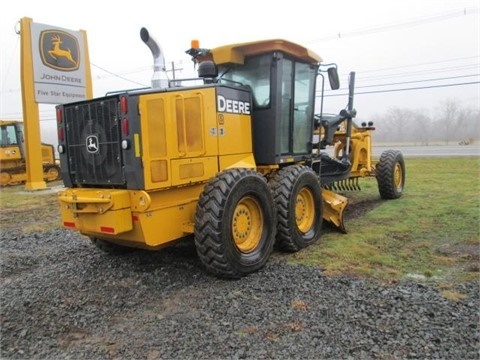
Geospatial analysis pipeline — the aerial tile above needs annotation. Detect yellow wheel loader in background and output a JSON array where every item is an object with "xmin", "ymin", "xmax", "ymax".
[
  {"xmin": 56, "ymin": 29, "xmax": 405, "ymax": 278},
  {"xmin": 0, "ymin": 120, "xmax": 60, "ymax": 186}
]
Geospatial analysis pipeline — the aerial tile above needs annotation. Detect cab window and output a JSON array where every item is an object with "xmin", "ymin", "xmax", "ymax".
[
  {"xmin": 0, "ymin": 125, "xmax": 18, "ymax": 146},
  {"xmin": 218, "ymin": 54, "xmax": 271, "ymax": 108}
]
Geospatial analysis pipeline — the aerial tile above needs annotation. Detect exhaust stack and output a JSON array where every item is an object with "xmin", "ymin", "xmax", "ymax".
[{"xmin": 140, "ymin": 27, "xmax": 169, "ymax": 88}]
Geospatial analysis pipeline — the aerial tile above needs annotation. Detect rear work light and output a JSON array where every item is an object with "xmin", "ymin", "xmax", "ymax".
[
  {"xmin": 122, "ymin": 118, "xmax": 129, "ymax": 136},
  {"xmin": 120, "ymin": 96, "xmax": 128, "ymax": 114},
  {"xmin": 56, "ymin": 107, "xmax": 63, "ymax": 123}
]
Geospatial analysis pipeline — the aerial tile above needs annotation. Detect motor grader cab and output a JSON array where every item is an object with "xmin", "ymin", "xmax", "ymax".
[
  {"xmin": 0, "ymin": 120, "xmax": 60, "ymax": 186},
  {"xmin": 56, "ymin": 28, "xmax": 405, "ymax": 278}
]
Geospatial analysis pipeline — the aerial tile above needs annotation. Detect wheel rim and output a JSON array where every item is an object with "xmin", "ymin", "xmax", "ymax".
[
  {"xmin": 295, "ymin": 187, "xmax": 315, "ymax": 233},
  {"xmin": 232, "ymin": 196, "xmax": 263, "ymax": 253},
  {"xmin": 393, "ymin": 162, "xmax": 403, "ymax": 190}
]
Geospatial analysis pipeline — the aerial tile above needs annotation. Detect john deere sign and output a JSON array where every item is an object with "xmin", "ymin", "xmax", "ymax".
[
  {"xmin": 40, "ymin": 30, "xmax": 80, "ymax": 71},
  {"xmin": 30, "ymin": 23, "xmax": 88, "ymax": 104}
]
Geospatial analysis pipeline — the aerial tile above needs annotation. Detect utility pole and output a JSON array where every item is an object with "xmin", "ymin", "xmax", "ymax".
[{"xmin": 166, "ymin": 61, "xmax": 183, "ymax": 81}]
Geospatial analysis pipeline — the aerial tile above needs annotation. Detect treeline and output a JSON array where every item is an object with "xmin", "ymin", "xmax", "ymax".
[{"xmin": 368, "ymin": 99, "xmax": 480, "ymax": 145}]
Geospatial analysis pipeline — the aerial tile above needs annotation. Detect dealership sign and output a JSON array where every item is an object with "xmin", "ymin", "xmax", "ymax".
[{"xmin": 30, "ymin": 23, "xmax": 88, "ymax": 104}]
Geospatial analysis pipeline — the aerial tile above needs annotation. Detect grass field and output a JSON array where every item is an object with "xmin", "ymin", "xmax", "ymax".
[
  {"xmin": 0, "ymin": 181, "xmax": 63, "ymax": 233},
  {"xmin": 1, "ymin": 157, "xmax": 479, "ymax": 284},
  {"xmin": 292, "ymin": 157, "xmax": 480, "ymax": 284}
]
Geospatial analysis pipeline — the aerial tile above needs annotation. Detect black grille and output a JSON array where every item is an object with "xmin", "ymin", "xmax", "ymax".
[{"xmin": 64, "ymin": 98, "xmax": 124, "ymax": 186}]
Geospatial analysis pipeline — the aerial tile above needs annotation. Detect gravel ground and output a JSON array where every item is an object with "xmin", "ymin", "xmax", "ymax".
[{"xmin": 1, "ymin": 228, "xmax": 479, "ymax": 360}]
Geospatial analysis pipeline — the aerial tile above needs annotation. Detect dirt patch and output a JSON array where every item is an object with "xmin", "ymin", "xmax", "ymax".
[
  {"xmin": 437, "ymin": 243, "xmax": 480, "ymax": 260},
  {"xmin": 436, "ymin": 243, "xmax": 480, "ymax": 272},
  {"xmin": 344, "ymin": 197, "xmax": 383, "ymax": 221}
]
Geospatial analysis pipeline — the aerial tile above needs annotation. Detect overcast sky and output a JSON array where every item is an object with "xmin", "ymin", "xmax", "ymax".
[{"xmin": 1, "ymin": 0, "xmax": 479, "ymax": 144}]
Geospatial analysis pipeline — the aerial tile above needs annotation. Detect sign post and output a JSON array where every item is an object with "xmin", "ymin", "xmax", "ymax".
[{"xmin": 20, "ymin": 17, "xmax": 45, "ymax": 190}]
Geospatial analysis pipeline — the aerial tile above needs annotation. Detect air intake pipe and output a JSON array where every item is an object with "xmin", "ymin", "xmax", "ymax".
[{"xmin": 140, "ymin": 27, "xmax": 169, "ymax": 88}]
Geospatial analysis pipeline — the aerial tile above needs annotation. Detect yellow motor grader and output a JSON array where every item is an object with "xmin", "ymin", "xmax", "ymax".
[
  {"xmin": 313, "ymin": 71, "xmax": 405, "ymax": 230},
  {"xmin": 0, "ymin": 120, "xmax": 60, "ymax": 186},
  {"xmin": 56, "ymin": 29, "xmax": 405, "ymax": 278}
]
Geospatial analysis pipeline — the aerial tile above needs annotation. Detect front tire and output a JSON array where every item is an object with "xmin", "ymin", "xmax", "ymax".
[
  {"xmin": 376, "ymin": 150, "xmax": 405, "ymax": 199},
  {"xmin": 194, "ymin": 169, "xmax": 276, "ymax": 278},
  {"xmin": 270, "ymin": 165, "xmax": 323, "ymax": 252}
]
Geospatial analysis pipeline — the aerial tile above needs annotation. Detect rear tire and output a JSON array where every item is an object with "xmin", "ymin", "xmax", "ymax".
[
  {"xmin": 376, "ymin": 150, "xmax": 405, "ymax": 199},
  {"xmin": 270, "ymin": 165, "xmax": 323, "ymax": 252},
  {"xmin": 90, "ymin": 237, "xmax": 135, "ymax": 255},
  {"xmin": 194, "ymin": 168, "xmax": 276, "ymax": 278}
]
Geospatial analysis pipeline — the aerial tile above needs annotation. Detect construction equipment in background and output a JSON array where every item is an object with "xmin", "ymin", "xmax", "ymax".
[
  {"xmin": 56, "ymin": 29, "xmax": 405, "ymax": 278},
  {"xmin": 0, "ymin": 120, "xmax": 61, "ymax": 186}
]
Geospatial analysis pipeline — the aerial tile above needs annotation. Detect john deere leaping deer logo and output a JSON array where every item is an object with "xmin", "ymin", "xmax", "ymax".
[
  {"xmin": 40, "ymin": 30, "xmax": 80, "ymax": 71},
  {"xmin": 86, "ymin": 135, "xmax": 99, "ymax": 154}
]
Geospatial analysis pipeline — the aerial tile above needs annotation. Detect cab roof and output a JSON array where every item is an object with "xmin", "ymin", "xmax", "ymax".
[
  {"xmin": 205, "ymin": 39, "xmax": 322, "ymax": 65},
  {"xmin": 0, "ymin": 120, "xmax": 21, "ymax": 125}
]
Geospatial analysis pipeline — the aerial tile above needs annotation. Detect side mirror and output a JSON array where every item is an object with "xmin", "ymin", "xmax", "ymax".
[{"xmin": 328, "ymin": 67, "xmax": 340, "ymax": 90}]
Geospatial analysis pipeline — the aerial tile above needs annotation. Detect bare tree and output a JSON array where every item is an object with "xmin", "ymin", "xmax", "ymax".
[
  {"xmin": 456, "ymin": 106, "xmax": 480, "ymax": 145},
  {"xmin": 361, "ymin": 98, "xmax": 478, "ymax": 145},
  {"xmin": 410, "ymin": 110, "xmax": 432, "ymax": 145},
  {"xmin": 373, "ymin": 107, "xmax": 416, "ymax": 144},
  {"xmin": 436, "ymin": 98, "xmax": 462, "ymax": 145}
]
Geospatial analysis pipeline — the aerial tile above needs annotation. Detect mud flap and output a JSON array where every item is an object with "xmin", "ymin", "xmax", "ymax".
[{"xmin": 322, "ymin": 189, "xmax": 348, "ymax": 233}]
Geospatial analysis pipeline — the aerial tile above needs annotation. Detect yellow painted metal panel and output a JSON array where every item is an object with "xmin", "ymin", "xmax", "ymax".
[
  {"xmin": 59, "ymin": 189, "xmax": 131, "ymax": 211},
  {"xmin": 179, "ymin": 162, "xmax": 204, "ymax": 179},
  {"xmin": 58, "ymin": 189, "xmax": 133, "ymax": 235},
  {"xmin": 150, "ymin": 159, "xmax": 168, "ymax": 182},
  {"xmin": 217, "ymin": 112, "xmax": 253, "ymax": 155},
  {"xmin": 137, "ymin": 200, "xmax": 198, "ymax": 247},
  {"xmin": 139, "ymin": 94, "xmax": 171, "ymax": 190},
  {"xmin": 137, "ymin": 183, "xmax": 205, "ymax": 246},
  {"xmin": 139, "ymin": 88, "xmax": 219, "ymax": 191},
  {"xmin": 175, "ymin": 95, "xmax": 204, "ymax": 156},
  {"xmin": 0, "ymin": 146, "xmax": 22, "ymax": 161},
  {"xmin": 61, "ymin": 183, "xmax": 205, "ymax": 248},
  {"xmin": 170, "ymin": 88, "xmax": 218, "ymax": 158},
  {"xmin": 76, "ymin": 208, "xmax": 133, "ymax": 235},
  {"xmin": 171, "ymin": 156, "xmax": 218, "ymax": 186},
  {"xmin": 59, "ymin": 184, "xmax": 207, "ymax": 247},
  {"xmin": 219, "ymin": 153, "xmax": 256, "ymax": 171},
  {"xmin": 146, "ymin": 98, "xmax": 167, "ymax": 157}
]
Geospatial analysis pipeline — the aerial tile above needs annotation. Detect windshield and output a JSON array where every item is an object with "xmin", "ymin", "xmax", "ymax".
[
  {"xmin": 0, "ymin": 124, "xmax": 19, "ymax": 146},
  {"xmin": 218, "ymin": 54, "xmax": 271, "ymax": 108}
]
